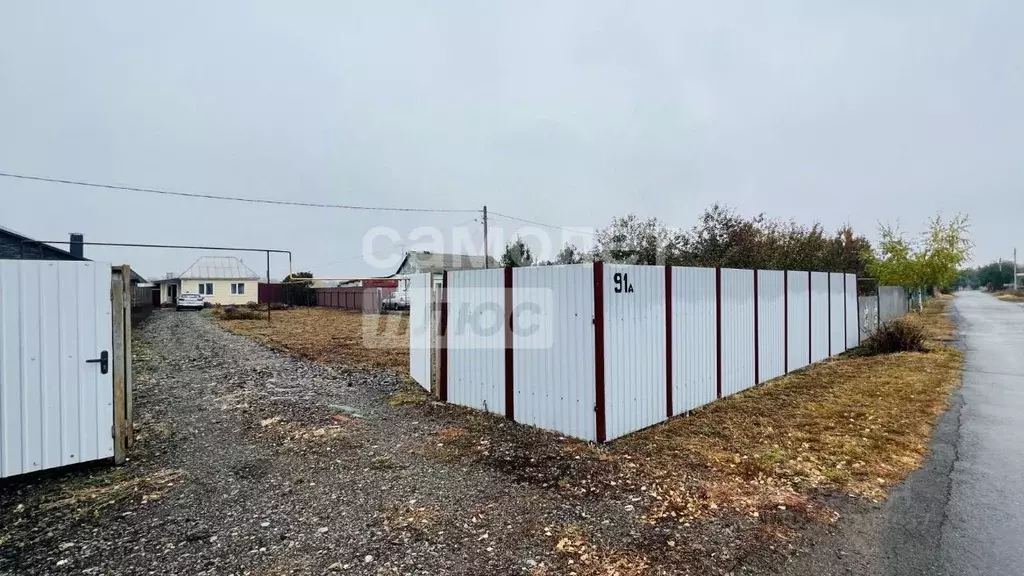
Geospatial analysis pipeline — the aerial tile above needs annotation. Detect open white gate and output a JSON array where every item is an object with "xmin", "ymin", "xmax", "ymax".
[{"xmin": 0, "ymin": 260, "xmax": 115, "ymax": 478}]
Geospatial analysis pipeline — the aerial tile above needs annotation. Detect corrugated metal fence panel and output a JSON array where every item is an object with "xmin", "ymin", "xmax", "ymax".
[
  {"xmin": 1, "ymin": 261, "xmax": 114, "ymax": 478},
  {"xmin": 602, "ymin": 265, "xmax": 666, "ymax": 441},
  {"xmin": 513, "ymin": 264, "xmax": 596, "ymax": 441},
  {"xmin": 670, "ymin": 267, "xmax": 717, "ymax": 414},
  {"xmin": 720, "ymin": 268, "xmax": 755, "ymax": 396},
  {"xmin": 757, "ymin": 270, "xmax": 786, "ymax": 383},
  {"xmin": 859, "ymin": 295, "xmax": 878, "ymax": 341},
  {"xmin": 845, "ymin": 274, "xmax": 860, "ymax": 347},
  {"xmin": 408, "ymin": 273, "xmax": 432, "ymax": 391},
  {"xmin": 879, "ymin": 286, "xmax": 908, "ymax": 324},
  {"xmin": 810, "ymin": 272, "xmax": 830, "ymax": 362},
  {"xmin": 446, "ymin": 268, "xmax": 506, "ymax": 415},
  {"xmin": 786, "ymin": 271, "xmax": 810, "ymax": 372},
  {"xmin": 829, "ymin": 273, "xmax": 847, "ymax": 354}
]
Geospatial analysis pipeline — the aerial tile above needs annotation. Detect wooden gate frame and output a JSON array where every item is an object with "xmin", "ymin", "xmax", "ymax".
[{"xmin": 110, "ymin": 265, "xmax": 135, "ymax": 464}]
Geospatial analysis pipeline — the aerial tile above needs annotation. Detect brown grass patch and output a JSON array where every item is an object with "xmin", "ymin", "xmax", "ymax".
[
  {"xmin": 994, "ymin": 289, "xmax": 1024, "ymax": 302},
  {"xmin": 41, "ymin": 468, "xmax": 184, "ymax": 518},
  {"xmin": 536, "ymin": 525, "xmax": 651, "ymax": 576},
  {"xmin": 214, "ymin": 307, "xmax": 409, "ymax": 371},
  {"xmin": 615, "ymin": 297, "xmax": 961, "ymax": 519}
]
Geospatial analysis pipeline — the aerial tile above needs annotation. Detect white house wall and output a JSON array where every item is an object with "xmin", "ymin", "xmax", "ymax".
[
  {"xmin": 670, "ymin": 267, "xmax": 717, "ymax": 415},
  {"xmin": 602, "ymin": 264, "xmax": 666, "ymax": 441}
]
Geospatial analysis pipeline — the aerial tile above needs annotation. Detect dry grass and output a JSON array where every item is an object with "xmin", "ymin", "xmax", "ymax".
[
  {"xmin": 994, "ymin": 288, "xmax": 1024, "ymax": 302},
  {"xmin": 615, "ymin": 297, "xmax": 961, "ymax": 520},
  {"xmin": 535, "ymin": 525, "xmax": 651, "ymax": 576},
  {"xmin": 214, "ymin": 307, "xmax": 409, "ymax": 371},
  {"xmin": 40, "ymin": 468, "xmax": 184, "ymax": 518}
]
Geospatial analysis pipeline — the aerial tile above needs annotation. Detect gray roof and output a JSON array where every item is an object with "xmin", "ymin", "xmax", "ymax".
[
  {"xmin": 396, "ymin": 251, "xmax": 499, "ymax": 274},
  {"xmin": 176, "ymin": 256, "xmax": 261, "ymax": 280},
  {"xmin": 0, "ymin": 225, "xmax": 83, "ymax": 261}
]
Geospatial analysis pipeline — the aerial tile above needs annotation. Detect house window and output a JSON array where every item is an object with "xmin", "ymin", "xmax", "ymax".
[
  {"xmin": 198, "ymin": 282, "xmax": 214, "ymax": 295},
  {"xmin": 231, "ymin": 283, "xmax": 245, "ymax": 295}
]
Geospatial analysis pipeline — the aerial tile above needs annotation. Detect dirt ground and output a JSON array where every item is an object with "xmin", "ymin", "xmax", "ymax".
[
  {"xmin": 0, "ymin": 301, "xmax": 961, "ymax": 575},
  {"xmin": 215, "ymin": 307, "xmax": 410, "ymax": 371}
]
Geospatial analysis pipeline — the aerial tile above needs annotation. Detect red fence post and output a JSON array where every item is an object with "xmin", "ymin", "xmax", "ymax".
[
  {"xmin": 504, "ymin": 267, "xmax": 515, "ymax": 421},
  {"xmin": 593, "ymin": 262, "xmax": 607, "ymax": 443},
  {"xmin": 439, "ymin": 271, "xmax": 449, "ymax": 402},
  {"xmin": 783, "ymin": 270, "xmax": 789, "ymax": 373},
  {"xmin": 753, "ymin": 269, "xmax": 760, "ymax": 386},
  {"xmin": 808, "ymin": 271, "xmax": 813, "ymax": 365}
]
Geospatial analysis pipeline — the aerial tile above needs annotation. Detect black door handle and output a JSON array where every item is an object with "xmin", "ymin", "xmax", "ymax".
[{"xmin": 86, "ymin": 351, "xmax": 109, "ymax": 374}]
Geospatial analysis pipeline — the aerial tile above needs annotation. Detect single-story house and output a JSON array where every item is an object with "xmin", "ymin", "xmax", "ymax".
[
  {"xmin": 393, "ymin": 251, "xmax": 499, "ymax": 275},
  {"xmin": 154, "ymin": 256, "xmax": 261, "ymax": 305},
  {"xmin": 0, "ymin": 227, "xmax": 87, "ymax": 261}
]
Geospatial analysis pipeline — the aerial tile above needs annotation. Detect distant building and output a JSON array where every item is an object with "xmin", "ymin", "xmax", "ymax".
[
  {"xmin": 0, "ymin": 227, "xmax": 86, "ymax": 261},
  {"xmin": 0, "ymin": 228, "xmax": 148, "ymax": 286},
  {"xmin": 154, "ymin": 256, "xmax": 261, "ymax": 305},
  {"xmin": 393, "ymin": 251, "xmax": 499, "ymax": 275}
]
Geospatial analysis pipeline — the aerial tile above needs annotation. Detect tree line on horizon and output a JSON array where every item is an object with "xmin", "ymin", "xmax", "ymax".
[{"xmin": 500, "ymin": 204, "xmax": 972, "ymax": 296}]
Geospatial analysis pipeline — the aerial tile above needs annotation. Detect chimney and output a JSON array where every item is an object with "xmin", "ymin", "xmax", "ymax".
[{"xmin": 69, "ymin": 233, "xmax": 84, "ymax": 258}]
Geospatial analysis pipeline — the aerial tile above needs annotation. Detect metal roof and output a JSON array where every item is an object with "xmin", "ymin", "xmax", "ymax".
[
  {"xmin": 395, "ymin": 251, "xmax": 499, "ymax": 275},
  {"xmin": 176, "ymin": 256, "xmax": 261, "ymax": 280}
]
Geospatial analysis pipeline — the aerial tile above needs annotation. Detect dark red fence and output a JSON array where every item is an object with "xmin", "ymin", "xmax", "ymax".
[
  {"xmin": 316, "ymin": 286, "xmax": 395, "ymax": 312},
  {"xmin": 259, "ymin": 282, "xmax": 397, "ymax": 311},
  {"xmin": 258, "ymin": 282, "xmax": 286, "ymax": 304}
]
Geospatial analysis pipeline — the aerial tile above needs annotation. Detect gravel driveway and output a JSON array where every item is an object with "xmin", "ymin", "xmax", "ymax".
[{"xmin": 1, "ymin": 309, "xmax": 635, "ymax": 576}]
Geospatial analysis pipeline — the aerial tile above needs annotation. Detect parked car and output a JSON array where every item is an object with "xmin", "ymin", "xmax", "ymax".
[
  {"xmin": 176, "ymin": 292, "xmax": 205, "ymax": 311},
  {"xmin": 381, "ymin": 290, "xmax": 409, "ymax": 312}
]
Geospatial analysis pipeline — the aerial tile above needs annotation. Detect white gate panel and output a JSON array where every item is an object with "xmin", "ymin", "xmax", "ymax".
[
  {"xmin": 786, "ymin": 271, "xmax": 811, "ymax": 372},
  {"xmin": 720, "ymin": 268, "xmax": 755, "ymax": 396},
  {"xmin": 845, "ymin": 274, "xmax": 860, "ymax": 347},
  {"xmin": 408, "ymin": 273, "xmax": 432, "ymax": 391},
  {"xmin": 603, "ymin": 265, "xmax": 666, "ymax": 441},
  {"xmin": 513, "ymin": 265, "xmax": 596, "ymax": 441},
  {"xmin": 1, "ymin": 261, "xmax": 113, "ymax": 478},
  {"xmin": 446, "ymin": 269, "xmax": 506, "ymax": 415},
  {"xmin": 829, "ymin": 273, "xmax": 846, "ymax": 355},
  {"xmin": 757, "ymin": 270, "xmax": 786, "ymax": 383},
  {"xmin": 670, "ymin": 267, "xmax": 717, "ymax": 414},
  {"xmin": 810, "ymin": 272, "xmax": 830, "ymax": 363}
]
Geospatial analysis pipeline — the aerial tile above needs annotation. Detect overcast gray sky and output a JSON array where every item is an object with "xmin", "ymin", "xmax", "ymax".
[{"xmin": 2, "ymin": 1, "xmax": 1021, "ymax": 279}]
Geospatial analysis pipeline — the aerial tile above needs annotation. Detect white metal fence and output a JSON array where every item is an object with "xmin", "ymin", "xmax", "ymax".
[
  {"xmin": 410, "ymin": 263, "xmax": 877, "ymax": 443},
  {"xmin": 1, "ymin": 261, "xmax": 114, "ymax": 478}
]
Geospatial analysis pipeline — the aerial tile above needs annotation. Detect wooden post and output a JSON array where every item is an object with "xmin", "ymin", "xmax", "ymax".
[
  {"xmin": 111, "ymin": 266, "xmax": 128, "ymax": 465},
  {"xmin": 121, "ymin": 265, "xmax": 134, "ymax": 449}
]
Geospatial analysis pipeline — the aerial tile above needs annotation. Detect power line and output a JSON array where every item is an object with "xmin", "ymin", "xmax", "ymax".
[
  {"xmin": 488, "ymin": 210, "xmax": 597, "ymax": 236},
  {"xmin": 301, "ymin": 215, "xmax": 481, "ymax": 271},
  {"xmin": 0, "ymin": 170, "xmax": 479, "ymax": 214}
]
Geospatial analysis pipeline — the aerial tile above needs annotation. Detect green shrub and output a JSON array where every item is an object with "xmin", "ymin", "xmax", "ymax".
[{"xmin": 864, "ymin": 317, "xmax": 926, "ymax": 354}]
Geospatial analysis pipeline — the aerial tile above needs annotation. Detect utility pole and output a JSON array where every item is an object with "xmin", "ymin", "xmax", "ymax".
[{"xmin": 482, "ymin": 205, "xmax": 489, "ymax": 268}]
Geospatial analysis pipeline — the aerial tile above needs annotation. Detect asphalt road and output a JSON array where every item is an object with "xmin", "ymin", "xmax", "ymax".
[{"xmin": 884, "ymin": 291, "xmax": 1024, "ymax": 575}]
